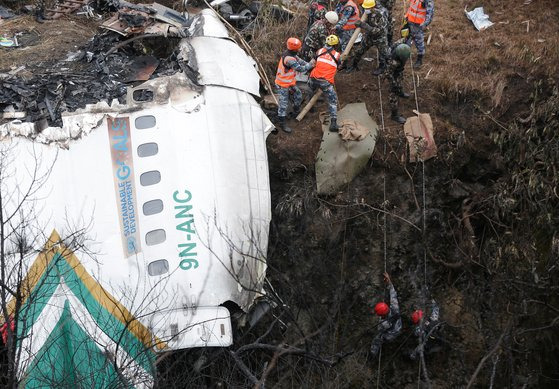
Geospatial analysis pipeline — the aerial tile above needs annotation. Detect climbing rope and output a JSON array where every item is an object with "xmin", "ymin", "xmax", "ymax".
[
  {"xmin": 409, "ymin": 48, "xmax": 430, "ymax": 388},
  {"xmin": 375, "ymin": 48, "xmax": 388, "ymax": 389},
  {"xmin": 376, "ymin": 51, "xmax": 388, "ymax": 273}
]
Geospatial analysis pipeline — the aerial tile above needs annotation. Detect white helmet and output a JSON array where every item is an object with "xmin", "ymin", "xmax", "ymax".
[{"xmin": 325, "ymin": 11, "xmax": 339, "ymax": 25}]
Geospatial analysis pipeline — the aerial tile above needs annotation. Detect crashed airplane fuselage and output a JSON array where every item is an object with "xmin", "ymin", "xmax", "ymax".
[{"xmin": 0, "ymin": 8, "xmax": 272, "ymax": 387}]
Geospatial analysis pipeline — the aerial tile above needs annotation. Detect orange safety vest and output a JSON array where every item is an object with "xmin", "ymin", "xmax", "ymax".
[
  {"xmin": 275, "ymin": 55, "xmax": 297, "ymax": 88},
  {"xmin": 406, "ymin": 0, "xmax": 426, "ymax": 24},
  {"xmin": 310, "ymin": 47, "xmax": 340, "ymax": 84},
  {"xmin": 342, "ymin": 0, "xmax": 360, "ymax": 30}
]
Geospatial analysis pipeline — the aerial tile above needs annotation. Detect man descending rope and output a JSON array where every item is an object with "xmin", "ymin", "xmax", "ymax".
[
  {"xmin": 334, "ymin": 0, "xmax": 360, "ymax": 51},
  {"xmin": 387, "ymin": 43, "xmax": 411, "ymax": 124},
  {"xmin": 309, "ymin": 35, "xmax": 341, "ymax": 132},
  {"xmin": 345, "ymin": 0, "xmax": 389, "ymax": 75},
  {"xmin": 404, "ymin": 0, "xmax": 435, "ymax": 69},
  {"xmin": 370, "ymin": 272, "xmax": 402, "ymax": 358},
  {"xmin": 408, "ymin": 299, "xmax": 442, "ymax": 360},
  {"xmin": 302, "ymin": 10, "xmax": 339, "ymax": 61},
  {"xmin": 275, "ymin": 37, "xmax": 316, "ymax": 133}
]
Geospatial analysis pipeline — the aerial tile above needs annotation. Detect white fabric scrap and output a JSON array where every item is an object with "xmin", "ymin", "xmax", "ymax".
[{"xmin": 465, "ymin": 7, "xmax": 494, "ymax": 31}]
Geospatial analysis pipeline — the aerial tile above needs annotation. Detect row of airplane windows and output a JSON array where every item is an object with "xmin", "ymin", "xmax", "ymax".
[{"xmin": 135, "ymin": 116, "xmax": 169, "ymax": 277}]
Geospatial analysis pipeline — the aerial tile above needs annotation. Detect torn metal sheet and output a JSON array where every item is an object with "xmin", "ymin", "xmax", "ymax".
[
  {"xmin": 316, "ymin": 103, "xmax": 378, "ymax": 195},
  {"xmin": 149, "ymin": 2, "xmax": 189, "ymax": 27},
  {"xmin": 190, "ymin": 35, "xmax": 260, "ymax": 96},
  {"xmin": 125, "ymin": 55, "xmax": 160, "ymax": 81},
  {"xmin": 404, "ymin": 111, "xmax": 437, "ymax": 162},
  {"xmin": 191, "ymin": 8, "xmax": 229, "ymax": 38}
]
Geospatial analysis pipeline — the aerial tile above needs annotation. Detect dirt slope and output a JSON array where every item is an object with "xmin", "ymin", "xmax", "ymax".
[{"xmin": 264, "ymin": 0, "xmax": 559, "ymax": 388}]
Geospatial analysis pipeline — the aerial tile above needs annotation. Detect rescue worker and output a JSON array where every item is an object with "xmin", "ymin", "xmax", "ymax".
[
  {"xmin": 307, "ymin": 0, "xmax": 328, "ymax": 32},
  {"xmin": 345, "ymin": 0, "xmax": 389, "ymax": 75},
  {"xmin": 275, "ymin": 38, "xmax": 316, "ymax": 133},
  {"xmin": 302, "ymin": 11, "xmax": 339, "ymax": 61},
  {"xmin": 370, "ymin": 272, "xmax": 402, "ymax": 358},
  {"xmin": 309, "ymin": 35, "xmax": 341, "ymax": 132},
  {"xmin": 387, "ymin": 43, "xmax": 411, "ymax": 124},
  {"xmin": 404, "ymin": 0, "xmax": 434, "ymax": 69},
  {"xmin": 334, "ymin": 0, "xmax": 360, "ymax": 51},
  {"xmin": 378, "ymin": 0, "xmax": 395, "ymax": 44},
  {"xmin": 409, "ymin": 299, "xmax": 441, "ymax": 360}
]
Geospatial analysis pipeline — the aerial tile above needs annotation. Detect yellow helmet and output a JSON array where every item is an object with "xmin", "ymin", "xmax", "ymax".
[
  {"xmin": 326, "ymin": 34, "xmax": 339, "ymax": 46},
  {"xmin": 362, "ymin": 0, "xmax": 376, "ymax": 9}
]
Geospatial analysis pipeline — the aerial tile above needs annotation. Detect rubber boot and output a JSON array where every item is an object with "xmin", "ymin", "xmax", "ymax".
[
  {"xmin": 391, "ymin": 109, "xmax": 406, "ymax": 124},
  {"xmin": 291, "ymin": 105, "xmax": 301, "ymax": 119},
  {"xmin": 413, "ymin": 54, "xmax": 423, "ymax": 69},
  {"xmin": 398, "ymin": 91, "xmax": 411, "ymax": 98},
  {"xmin": 343, "ymin": 59, "xmax": 359, "ymax": 73},
  {"xmin": 329, "ymin": 118, "xmax": 338, "ymax": 132},
  {"xmin": 277, "ymin": 116, "xmax": 292, "ymax": 133}
]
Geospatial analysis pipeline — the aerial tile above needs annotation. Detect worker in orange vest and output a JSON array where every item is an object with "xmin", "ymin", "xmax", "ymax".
[
  {"xmin": 404, "ymin": 0, "xmax": 434, "ymax": 69},
  {"xmin": 275, "ymin": 37, "xmax": 316, "ymax": 133},
  {"xmin": 334, "ymin": 0, "xmax": 361, "ymax": 51},
  {"xmin": 309, "ymin": 35, "xmax": 341, "ymax": 132}
]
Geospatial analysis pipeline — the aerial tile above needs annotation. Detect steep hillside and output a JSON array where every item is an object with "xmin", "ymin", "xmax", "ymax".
[{"xmin": 261, "ymin": 0, "xmax": 559, "ymax": 387}]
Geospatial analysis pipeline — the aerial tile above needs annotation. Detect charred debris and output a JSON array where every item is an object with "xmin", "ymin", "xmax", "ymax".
[{"xmin": 0, "ymin": 1, "xmax": 207, "ymax": 129}]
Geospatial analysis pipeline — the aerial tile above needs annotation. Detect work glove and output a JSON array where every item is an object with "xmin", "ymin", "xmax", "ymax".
[{"xmin": 309, "ymin": 59, "xmax": 316, "ymax": 67}]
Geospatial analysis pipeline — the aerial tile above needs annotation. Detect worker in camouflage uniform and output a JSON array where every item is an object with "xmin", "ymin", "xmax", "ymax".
[
  {"xmin": 275, "ymin": 37, "xmax": 315, "ymax": 133},
  {"xmin": 409, "ymin": 299, "xmax": 442, "ymax": 360},
  {"xmin": 309, "ymin": 35, "xmax": 341, "ymax": 132},
  {"xmin": 387, "ymin": 43, "xmax": 411, "ymax": 124},
  {"xmin": 370, "ymin": 272, "xmax": 402, "ymax": 358},
  {"xmin": 302, "ymin": 11, "xmax": 339, "ymax": 61},
  {"xmin": 307, "ymin": 0, "xmax": 328, "ymax": 32},
  {"xmin": 35, "ymin": 0, "xmax": 46, "ymax": 22},
  {"xmin": 334, "ymin": 0, "xmax": 360, "ymax": 51},
  {"xmin": 404, "ymin": 0, "xmax": 434, "ymax": 68},
  {"xmin": 345, "ymin": 0, "xmax": 389, "ymax": 75},
  {"xmin": 378, "ymin": 0, "xmax": 395, "ymax": 44}
]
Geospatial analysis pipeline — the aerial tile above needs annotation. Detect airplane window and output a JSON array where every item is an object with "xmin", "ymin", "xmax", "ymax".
[
  {"xmin": 146, "ymin": 229, "xmax": 166, "ymax": 246},
  {"xmin": 148, "ymin": 260, "xmax": 169, "ymax": 276},
  {"xmin": 132, "ymin": 89, "xmax": 154, "ymax": 103},
  {"xmin": 140, "ymin": 171, "xmax": 161, "ymax": 186},
  {"xmin": 143, "ymin": 200, "xmax": 163, "ymax": 216},
  {"xmin": 137, "ymin": 143, "xmax": 158, "ymax": 157},
  {"xmin": 135, "ymin": 115, "xmax": 156, "ymax": 129}
]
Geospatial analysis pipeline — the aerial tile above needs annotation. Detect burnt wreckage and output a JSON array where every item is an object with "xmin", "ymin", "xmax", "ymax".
[{"xmin": 0, "ymin": 2, "xmax": 240, "ymax": 130}]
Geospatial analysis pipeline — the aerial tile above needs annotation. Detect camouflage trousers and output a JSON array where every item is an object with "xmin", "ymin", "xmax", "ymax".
[
  {"xmin": 388, "ymin": 66, "xmax": 404, "ymax": 111},
  {"xmin": 338, "ymin": 29, "xmax": 355, "ymax": 52},
  {"xmin": 405, "ymin": 22, "xmax": 425, "ymax": 55},
  {"xmin": 386, "ymin": 15, "xmax": 394, "ymax": 45},
  {"xmin": 370, "ymin": 330, "xmax": 399, "ymax": 357},
  {"xmin": 276, "ymin": 85, "xmax": 303, "ymax": 118},
  {"xmin": 309, "ymin": 78, "xmax": 337, "ymax": 120},
  {"xmin": 352, "ymin": 34, "xmax": 389, "ymax": 68}
]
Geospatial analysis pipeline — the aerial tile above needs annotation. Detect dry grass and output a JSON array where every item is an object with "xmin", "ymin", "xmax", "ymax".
[
  {"xmin": 242, "ymin": 1, "xmax": 309, "ymax": 76},
  {"xmin": 0, "ymin": 15, "xmax": 98, "ymax": 72},
  {"xmin": 401, "ymin": 0, "xmax": 559, "ymax": 108}
]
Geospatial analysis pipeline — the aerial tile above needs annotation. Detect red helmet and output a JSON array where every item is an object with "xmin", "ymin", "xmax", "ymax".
[
  {"xmin": 374, "ymin": 302, "xmax": 389, "ymax": 316},
  {"xmin": 411, "ymin": 310, "xmax": 424, "ymax": 324},
  {"xmin": 286, "ymin": 37, "xmax": 302, "ymax": 51}
]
